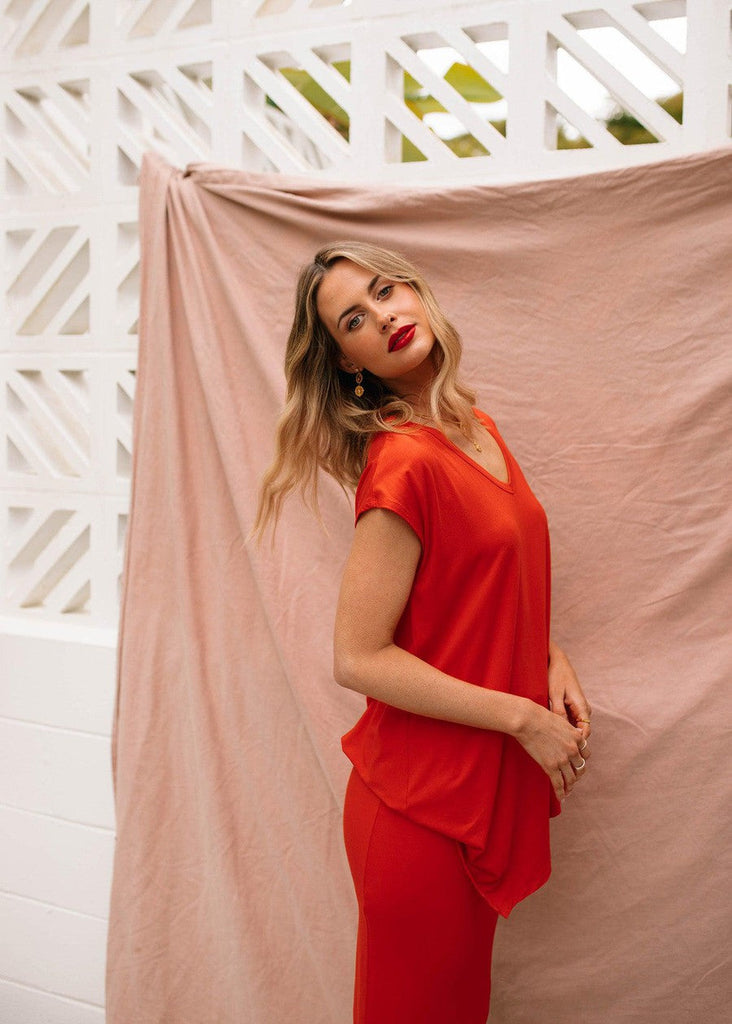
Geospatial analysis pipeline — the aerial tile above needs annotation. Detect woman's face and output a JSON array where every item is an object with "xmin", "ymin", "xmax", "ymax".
[{"xmin": 315, "ymin": 259, "xmax": 437, "ymax": 397}]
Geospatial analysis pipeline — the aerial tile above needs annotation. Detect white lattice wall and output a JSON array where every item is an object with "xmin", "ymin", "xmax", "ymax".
[{"xmin": 0, "ymin": 0, "xmax": 730, "ymax": 1020}]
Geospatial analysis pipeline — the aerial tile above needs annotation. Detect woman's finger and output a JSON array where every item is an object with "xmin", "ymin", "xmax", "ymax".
[
  {"xmin": 552, "ymin": 772, "xmax": 566, "ymax": 802},
  {"xmin": 548, "ymin": 690, "xmax": 568, "ymax": 718},
  {"xmin": 559, "ymin": 763, "xmax": 575, "ymax": 794},
  {"xmin": 574, "ymin": 713, "xmax": 592, "ymax": 740}
]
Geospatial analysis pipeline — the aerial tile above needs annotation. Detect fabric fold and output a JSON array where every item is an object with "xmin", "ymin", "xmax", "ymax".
[{"xmin": 107, "ymin": 146, "xmax": 732, "ymax": 1024}]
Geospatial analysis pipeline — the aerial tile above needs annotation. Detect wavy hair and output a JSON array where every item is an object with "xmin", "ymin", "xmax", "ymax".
[{"xmin": 253, "ymin": 241, "xmax": 477, "ymax": 536}]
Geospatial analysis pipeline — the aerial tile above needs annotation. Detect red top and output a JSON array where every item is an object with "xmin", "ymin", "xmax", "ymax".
[{"xmin": 341, "ymin": 409, "xmax": 561, "ymax": 918}]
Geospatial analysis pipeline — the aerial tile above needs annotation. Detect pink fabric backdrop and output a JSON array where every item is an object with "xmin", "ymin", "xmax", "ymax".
[{"xmin": 107, "ymin": 146, "xmax": 732, "ymax": 1023}]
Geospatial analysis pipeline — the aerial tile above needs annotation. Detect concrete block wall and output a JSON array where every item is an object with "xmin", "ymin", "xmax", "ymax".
[{"xmin": 0, "ymin": 628, "xmax": 115, "ymax": 1020}]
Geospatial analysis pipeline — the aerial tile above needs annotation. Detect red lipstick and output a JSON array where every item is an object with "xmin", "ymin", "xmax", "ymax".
[{"xmin": 388, "ymin": 324, "xmax": 416, "ymax": 352}]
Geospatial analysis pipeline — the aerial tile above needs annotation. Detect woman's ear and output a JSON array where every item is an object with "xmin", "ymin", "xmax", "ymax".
[{"xmin": 337, "ymin": 353, "xmax": 361, "ymax": 373}]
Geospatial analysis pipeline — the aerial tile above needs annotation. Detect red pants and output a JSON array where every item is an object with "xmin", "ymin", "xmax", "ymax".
[{"xmin": 343, "ymin": 768, "xmax": 499, "ymax": 1024}]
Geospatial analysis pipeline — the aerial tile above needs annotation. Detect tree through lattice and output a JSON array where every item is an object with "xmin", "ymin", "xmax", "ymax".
[
  {"xmin": 386, "ymin": 25, "xmax": 509, "ymax": 162},
  {"xmin": 241, "ymin": 44, "xmax": 352, "ymax": 172},
  {"xmin": 547, "ymin": 6, "xmax": 685, "ymax": 149}
]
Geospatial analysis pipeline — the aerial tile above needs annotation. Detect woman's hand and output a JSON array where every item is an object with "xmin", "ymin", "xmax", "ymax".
[
  {"xmin": 527, "ymin": 639, "xmax": 592, "ymax": 798},
  {"xmin": 514, "ymin": 702, "xmax": 588, "ymax": 802},
  {"xmin": 547, "ymin": 640, "xmax": 592, "ymax": 739}
]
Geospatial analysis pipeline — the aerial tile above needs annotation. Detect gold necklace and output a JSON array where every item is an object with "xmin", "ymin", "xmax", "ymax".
[
  {"xmin": 414, "ymin": 411, "xmax": 484, "ymax": 453},
  {"xmin": 459, "ymin": 412, "xmax": 483, "ymax": 453},
  {"xmin": 460, "ymin": 427, "xmax": 483, "ymax": 453}
]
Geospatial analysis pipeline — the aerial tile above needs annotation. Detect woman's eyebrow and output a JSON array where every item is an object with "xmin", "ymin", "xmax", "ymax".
[{"xmin": 337, "ymin": 275, "xmax": 380, "ymax": 328}]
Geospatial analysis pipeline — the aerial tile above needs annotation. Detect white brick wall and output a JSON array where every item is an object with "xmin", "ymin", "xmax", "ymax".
[{"xmin": 0, "ymin": 630, "xmax": 114, "ymax": 1021}]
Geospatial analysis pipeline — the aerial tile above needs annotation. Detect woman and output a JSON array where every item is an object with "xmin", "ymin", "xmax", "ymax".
[{"xmin": 255, "ymin": 241, "xmax": 592, "ymax": 1024}]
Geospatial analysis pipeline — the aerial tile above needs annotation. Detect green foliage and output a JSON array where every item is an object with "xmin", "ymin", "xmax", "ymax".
[
  {"xmin": 271, "ymin": 60, "xmax": 684, "ymax": 159},
  {"xmin": 276, "ymin": 64, "xmax": 350, "ymax": 139},
  {"xmin": 604, "ymin": 92, "xmax": 682, "ymax": 145},
  {"xmin": 443, "ymin": 63, "xmax": 502, "ymax": 103}
]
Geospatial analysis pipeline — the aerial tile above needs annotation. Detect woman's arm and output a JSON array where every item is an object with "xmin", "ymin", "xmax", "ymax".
[{"xmin": 333, "ymin": 507, "xmax": 588, "ymax": 801}]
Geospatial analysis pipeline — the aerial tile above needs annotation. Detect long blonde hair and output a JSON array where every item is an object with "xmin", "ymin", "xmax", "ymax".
[{"xmin": 253, "ymin": 241, "xmax": 477, "ymax": 536}]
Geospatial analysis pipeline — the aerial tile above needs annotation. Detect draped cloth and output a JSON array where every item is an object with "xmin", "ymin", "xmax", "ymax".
[{"xmin": 106, "ymin": 146, "xmax": 732, "ymax": 1024}]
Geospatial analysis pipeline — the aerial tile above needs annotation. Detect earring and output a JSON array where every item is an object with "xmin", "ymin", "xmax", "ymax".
[{"xmin": 354, "ymin": 371, "xmax": 364, "ymax": 398}]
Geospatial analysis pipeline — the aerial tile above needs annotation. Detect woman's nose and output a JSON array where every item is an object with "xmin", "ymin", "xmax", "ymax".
[{"xmin": 379, "ymin": 312, "xmax": 396, "ymax": 332}]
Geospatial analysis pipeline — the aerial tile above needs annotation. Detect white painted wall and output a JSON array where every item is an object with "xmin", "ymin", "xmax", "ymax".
[
  {"xmin": 1, "ymin": 0, "xmax": 729, "ymax": 1020},
  {"xmin": 0, "ymin": 628, "xmax": 115, "ymax": 1021}
]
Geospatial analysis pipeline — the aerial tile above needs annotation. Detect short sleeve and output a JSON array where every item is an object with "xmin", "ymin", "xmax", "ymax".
[{"xmin": 354, "ymin": 432, "xmax": 428, "ymax": 546}]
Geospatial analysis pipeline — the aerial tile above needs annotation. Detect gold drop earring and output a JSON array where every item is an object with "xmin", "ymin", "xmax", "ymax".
[{"xmin": 354, "ymin": 370, "xmax": 364, "ymax": 397}]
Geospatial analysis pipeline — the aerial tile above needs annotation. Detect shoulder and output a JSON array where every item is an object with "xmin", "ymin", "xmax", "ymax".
[
  {"xmin": 472, "ymin": 407, "xmax": 498, "ymax": 433},
  {"xmin": 360, "ymin": 426, "xmax": 441, "ymax": 487},
  {"xmin": 355, "ymin": 427, "xmax": 436, "ymax": 532},
  {"xmin": 365, "ymin": 425, "xmax": 432, "ymax": 464}
]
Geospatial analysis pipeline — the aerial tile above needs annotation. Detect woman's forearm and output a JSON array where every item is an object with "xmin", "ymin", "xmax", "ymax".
[
  {"xmin": 334, "ymin": 641, "xmax": 537, "ymax": 740},
  {"xmin": 335, "ymin": 641, "xmax": 588, "ymax": 802}
]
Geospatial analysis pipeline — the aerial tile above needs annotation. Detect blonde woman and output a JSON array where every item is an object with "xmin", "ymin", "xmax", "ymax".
[{"xmin": 255, "ymin": 241, "xmax": 592, "ymax": 1024}]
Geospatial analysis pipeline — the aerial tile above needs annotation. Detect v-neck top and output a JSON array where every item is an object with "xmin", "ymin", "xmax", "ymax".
[{"xmin": 341, "ymin": 408, "xmax": 560, "ymax": 918}]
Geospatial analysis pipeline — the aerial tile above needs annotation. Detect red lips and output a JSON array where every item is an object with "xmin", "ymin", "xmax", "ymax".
[{"xmin": 388, "ymin": 324, "xmax": 416, "ymax": 352}]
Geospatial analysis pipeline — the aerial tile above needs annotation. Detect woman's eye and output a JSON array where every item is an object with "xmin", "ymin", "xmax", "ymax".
[
  {"xmin": 377, "ymin": 285, "xmax": 393, "ymax": 299},
  {"xmin": 347, "ymin": 314, "xmax": 363, "ymax": 331}
]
